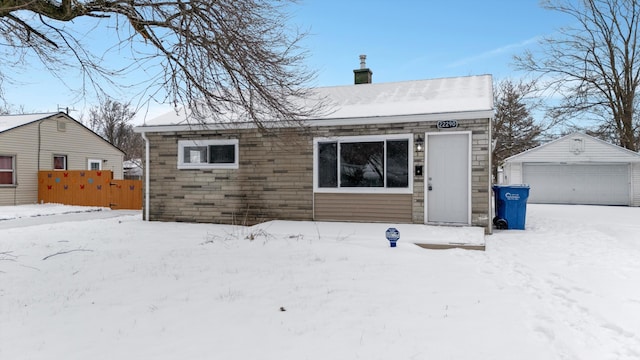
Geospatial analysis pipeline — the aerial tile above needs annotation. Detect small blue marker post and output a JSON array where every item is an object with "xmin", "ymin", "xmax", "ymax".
[{"xmin": 386, "ymin": 227, "xmax": 400, "ymax": 247}]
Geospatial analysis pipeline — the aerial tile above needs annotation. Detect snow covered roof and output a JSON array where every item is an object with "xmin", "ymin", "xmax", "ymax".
[
  {"xmin": 0, "ymin": 112, "xmax": 59, "ymax": 133},
  {"xmin": 138, "ymin": 74, "xmax": 493, "ymax": 130},
  {"xmin": 123, "ymin": 159, "xmax": 142, "ymax": 168},
  {"xmin": 313, "ymin": 74, "xmax": 493, "ymax": 119},
  {"xmin": 504, "ymin": 132, "xmax": 640, "ymax": 163}
]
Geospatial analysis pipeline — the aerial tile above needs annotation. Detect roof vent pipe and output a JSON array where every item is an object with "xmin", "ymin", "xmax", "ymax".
[{"xmin": 359, "ymin": 54, "xmax": 367, "ymax": 69}]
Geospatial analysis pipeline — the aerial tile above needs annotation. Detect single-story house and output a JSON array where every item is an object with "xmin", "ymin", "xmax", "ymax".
[
  {"xmin": 135, "ymin": 67, "xmax": 495, "ymax": 233},
  {"xmin": 0, "ymin": 112, "xmax": 124, "ymax": 206},
  {"xmin": 502, "ymin": 132, "xmax": 640, "ymax": 206}
]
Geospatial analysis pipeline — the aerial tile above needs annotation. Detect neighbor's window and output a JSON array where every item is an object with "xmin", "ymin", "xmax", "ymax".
[
  {"xmin": 53, "ymin": 155, "xmax": 67, "ymax": 170},
  {"xmin": 0, "ymin": 155, "xmax": 15, "ymax": 185},
  {"xmin": 178, "ymin": 139, "xmax": 239, "ymax": 169},
  {"xmin": 316, "ymin": 135, "xmax": 411, "ymax": 191},
  {"xmin": 88, "ymin": 159, "xmax": 102, "ymax": 171}
]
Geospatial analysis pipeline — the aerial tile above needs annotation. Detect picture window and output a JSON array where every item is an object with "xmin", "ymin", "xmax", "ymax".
[{"xmin": 315, "ymin": 135, "xmax": 411, "ymax": 192}]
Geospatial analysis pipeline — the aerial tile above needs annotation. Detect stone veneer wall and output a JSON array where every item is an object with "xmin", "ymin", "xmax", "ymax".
[
  {"xmin": 146, "ymin": 127, "xmax": 312, "ymax": 224},
  {"xmin": 144, "ymin": 117, "xmax": 491, "ymax": 231}
]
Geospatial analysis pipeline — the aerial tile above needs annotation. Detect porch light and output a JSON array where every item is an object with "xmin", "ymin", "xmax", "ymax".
[{"xmin": 415, "ymin": 135, "xmax": 424, "ymax": 152}]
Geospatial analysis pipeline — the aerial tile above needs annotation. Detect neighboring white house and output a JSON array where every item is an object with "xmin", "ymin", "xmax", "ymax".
[
  {"xmin": 502, "ymin": 132, "xmax": 640, "ymax": 206},
  {"xmin": 0, "ymin": 112, "xmax": 124, "ymax": 206}
]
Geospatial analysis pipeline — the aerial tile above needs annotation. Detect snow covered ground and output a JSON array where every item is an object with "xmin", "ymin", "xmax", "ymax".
[
  {"xmin": 1, "ymin": 203, "xmax": 639, "ymax": 359},
  {"xmin": 0, "ymin": 203, "xmax": 110, "ymax": 220}
]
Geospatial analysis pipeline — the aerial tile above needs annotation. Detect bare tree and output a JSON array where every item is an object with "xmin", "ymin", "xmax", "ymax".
[
  {"xmin": 493, "ymin": 79, "xmax": 544, "ymax": 179},
  {"xmin": 514, "ymin": 0, "xmax": 640, "ymax": 151},
  {"xmin": 89, "ymin": 98, "xmax": 143, "ymax": 161},
  {"xmin": 0, "ymin": 0, "xmax": 319, "ymax": 128},
  {"xmin": 0, "ymin": 102, "xmax": 26, "ymax": 115}
]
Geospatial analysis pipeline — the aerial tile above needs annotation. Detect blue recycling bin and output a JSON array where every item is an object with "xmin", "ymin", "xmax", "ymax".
[{"xmin": 493, "ymin": 185, "xmax": 530, "ymax": 230}]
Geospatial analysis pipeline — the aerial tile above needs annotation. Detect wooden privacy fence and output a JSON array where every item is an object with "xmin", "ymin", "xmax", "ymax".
[{"xmin": 38, "ymin": 170, "xmax": 142, "ymax": 210}]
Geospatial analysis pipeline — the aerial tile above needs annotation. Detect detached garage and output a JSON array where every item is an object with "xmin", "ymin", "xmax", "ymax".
[{"xmin": 502, "ymin": 133, "xmax": 640, "ymax": 206}]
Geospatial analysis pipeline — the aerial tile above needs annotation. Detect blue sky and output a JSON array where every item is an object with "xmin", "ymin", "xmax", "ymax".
[
  {"xmin": 296, "ymin": 0, "xmax": 570, "ymax": 86},
  {"xmin": 3, "ymin": 1, "xmax": 571, "ymax": 122}
]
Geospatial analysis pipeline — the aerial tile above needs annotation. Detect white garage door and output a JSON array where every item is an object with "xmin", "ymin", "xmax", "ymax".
[{"xmin": 522, "ymin": 163, "xmax": 630, "ymax": 205}]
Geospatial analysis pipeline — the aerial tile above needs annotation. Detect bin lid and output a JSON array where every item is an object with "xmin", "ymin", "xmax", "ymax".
[{"xmin": 493, "ymin": 184, "xmax": 530, "ymax": 189}]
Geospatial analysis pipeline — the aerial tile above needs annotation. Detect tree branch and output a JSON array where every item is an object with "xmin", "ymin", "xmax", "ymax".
[
  {"xmin": 42, "ymin": 249, "xmax": 93, "ymax": 261},
  {"xmin": 1, "ymin": 0, "xmax": 320, "ymax": 129}
]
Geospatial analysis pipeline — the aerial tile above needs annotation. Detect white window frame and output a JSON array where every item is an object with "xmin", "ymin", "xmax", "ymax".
[
  {"xmin": 88, "ymin": 159, "xmax": 102, "ymax": 171},
  {"xmin": 177, "ymin": 139, "xmax": 239, "ymax": 169},
  {"xmin": 0, "ymin": 155, "xmax": 16, "ymax": 186},
  {"xmin": 53, "ymin": 154, "xmax": 67, "ymax": 170},
  {"xmin": 313, "ymin": 134, "xmax": 414, "ymax": 194}
]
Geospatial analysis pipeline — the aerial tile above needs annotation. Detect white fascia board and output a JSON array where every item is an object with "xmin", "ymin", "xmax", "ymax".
[{"xmin": 133, "ymin": 109, "xmax": 494, "ymax": 133}]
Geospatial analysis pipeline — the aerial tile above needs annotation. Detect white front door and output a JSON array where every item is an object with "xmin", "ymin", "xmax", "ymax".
[{"xmin": 425, "ymin": 132, "xmax": 471, "ymax": 224}]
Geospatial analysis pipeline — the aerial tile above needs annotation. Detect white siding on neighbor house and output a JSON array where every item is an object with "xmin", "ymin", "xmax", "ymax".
[
  {"xmin": 0, "ymin": 114, "xmax": 124, "ymax": 205},
  {"xmin": 634, "ymin": 163, "xmax": 640, "ymax": 206},
  {"xmin": 0, "ymin": 121, "xmax": 39, "ymax": 205},
  {"xmin": 503, "ymin": 162, "xmax": 522, "ymax": 184},
  {"xmin": 38, "ymin": 116, "xmax": 124, "ymax": 177}
]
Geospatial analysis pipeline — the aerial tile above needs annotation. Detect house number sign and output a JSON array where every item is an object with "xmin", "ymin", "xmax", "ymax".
[{"xmin": 437, "ymin": 120, "xmax": 458, "ymax": 129}]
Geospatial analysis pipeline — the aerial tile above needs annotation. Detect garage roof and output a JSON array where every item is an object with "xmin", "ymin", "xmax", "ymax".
[{"xmin": 504, "ymin": 132, "xmax": 640, "ymax": 163}]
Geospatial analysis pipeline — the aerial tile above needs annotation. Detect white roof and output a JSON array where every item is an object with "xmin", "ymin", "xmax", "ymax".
[
  {"xmin": 504, "ymin": 132, "xmax": 640, "ymax": 163},
  {"xmin": 140, "ymin": 74, "xmax": 493, "ymax": 129},
  {"xmin": 314, "ymin": 74, "xmax": 493, "ymax": 119},
  {"xmin": 0, "ymin": 112, "xmax": 59, "ymax": 133}
]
